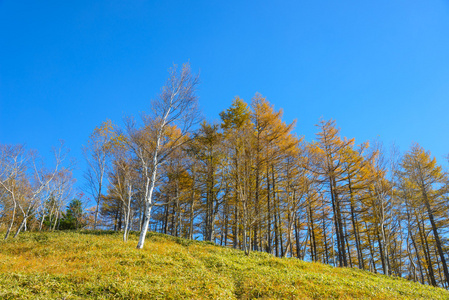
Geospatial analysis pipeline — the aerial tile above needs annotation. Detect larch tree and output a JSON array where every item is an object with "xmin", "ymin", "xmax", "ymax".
[
  {"xmin": 192, "ymin": 121, "xmax": 225, "ymax": 242},
  {"xmin": 220, "ymin": 97, "xmax": 253, "ymax": 254},
  {"xmin": 250, "ymin": 93, "xmax": 298, "ymax": 253},
  {"xmin": 363, "ymin": 143, "xmax": 393, "ymax": 275},
  {"xmin": 398, "ymin": 143, "xmax": 449, "ymax": 287},
  {"xmin": 308, "ymin": 119, "xmax": 354, "ymax": 267},
  {"xmin": 340, "ymin": 142, "xmax": 370, "ymax": 269},
  {"xmin": 157, "ymin": 131, "xmax": 193, "ymax": 238}
]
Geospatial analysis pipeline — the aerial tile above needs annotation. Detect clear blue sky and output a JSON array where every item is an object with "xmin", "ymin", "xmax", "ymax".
[{"xmin": 1, "ymin": 1, "xmax": 449, "ymax": 196}]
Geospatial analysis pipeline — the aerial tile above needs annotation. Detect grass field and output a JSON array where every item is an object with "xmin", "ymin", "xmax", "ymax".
[{"xmin": 1, "ymin": 231, "xmax": 448, "ymax": 299}]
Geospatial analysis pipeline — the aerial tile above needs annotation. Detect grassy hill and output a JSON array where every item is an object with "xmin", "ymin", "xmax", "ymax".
[{"xmin": 1, "ymin": 231, "xmax": 448, "ymax": 299}]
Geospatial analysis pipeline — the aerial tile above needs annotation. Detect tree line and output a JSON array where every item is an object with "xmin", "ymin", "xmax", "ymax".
[
  {"xmin": 0, "ymin": 142, "xmax": 85, "ymax": 237},
  {"xmin": 1, "ymin": 63, "xmax": 449, "ymax": 289}
]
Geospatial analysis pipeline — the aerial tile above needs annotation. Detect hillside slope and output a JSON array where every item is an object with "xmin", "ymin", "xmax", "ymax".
[{"xmin": 0, "ymin": 231, "xmax": 448, "ymax": 299}]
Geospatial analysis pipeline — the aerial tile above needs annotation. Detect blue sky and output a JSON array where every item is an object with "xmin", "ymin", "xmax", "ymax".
[{"xmin": 1, "ymin": 1, "xmax": 449, "ymax": 196}]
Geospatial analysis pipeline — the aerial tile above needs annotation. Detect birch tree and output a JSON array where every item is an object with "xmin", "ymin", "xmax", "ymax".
[
  {"xmin": 13, "ymin": 143, "xmax": 69, "ymax": 237},
  {"xmin": 127, "ymin": 63, "xmax": 200, "ymax": 249},
  {"xmin": 0, "ymin": 142, "xmax": 69, "ymax": 238},
  {"xmin": 108, "ymin": 133, "xmax": 140, "ymax": 241},
  {"xmin": 0, "ymin": 144, "xmax": 27, "ymax": 239},
  {"xmin": 39, "ymin": 167, "xmax": 75, "ymax": 231},
  {"xmin": 83, "ymin": 120, "xmax": 114, "ymax": 230}
]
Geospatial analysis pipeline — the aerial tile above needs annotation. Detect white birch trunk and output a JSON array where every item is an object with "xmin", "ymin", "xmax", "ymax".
[
  {"xmin": 132, "ymin": 63, "xmax": 199, "ymax": 249},
  {"xmin": 4, "ymin": 200, "xmax": 16, "ymax": 240},
  {"xmin": 136, "ymin": 141, "xmax": 160, "ymax": 249},
  {"xmin": 39, "ymin": 212, "xmax": 45, "ymax": 231}
]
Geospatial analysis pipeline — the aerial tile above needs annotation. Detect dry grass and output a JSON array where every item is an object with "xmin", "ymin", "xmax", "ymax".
[{"xmin": 0, "ymin": 231, "xmax": 448, "ymax": 299}]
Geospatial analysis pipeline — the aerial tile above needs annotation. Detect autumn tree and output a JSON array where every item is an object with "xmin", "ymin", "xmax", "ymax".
[
  {"xmin": 126, "ymin": 63, "xmax": 201, "ymax": 249},
  {"xmin": 0, "ymin": 142, "xmax": 71, "ymax": 238},
  {"xmin": 104, "ymin": 132, "xmax": 139, "ymax": 241},
  {"xmin": 83, "ymin": 120, "xmax": 114, "ymax": 230},
  {"xmin": 306, "ymin": 119, "xmax": 354, "ymax": 267},
  {"xmin": 188, "ymin": 121, "xmax": 226, "ymax": 242},
  {"xmin": 250, "ymin": 93, "xmax": 298, "ymax": 253},
  {"xmin": 220, "ymin": 97, "xmax": 253, "ymax": 254},
  {"xmin": 39, "ymin": 167, "xmax": 76, "ymax": 231},
  {"xmin": 0, "ymin": 144, "xmax": 27, "ymax": 239},
  {"xmin": 398, "ymin": 144, "xmax": 449, "ymax": 287}
]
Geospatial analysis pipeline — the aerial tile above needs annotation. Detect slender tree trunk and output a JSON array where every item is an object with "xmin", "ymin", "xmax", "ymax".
[
  {"xmin": 329, "ymin": 179, "xmax": 342, "ymax": 266},
  {"xmin": 423, "ymin": 191, "xmax": 449, "ymax": 287},
  {"xmin": 272, "ymin": 165, "xmax": 280, "ymax": 257},
  {"xmin": 93, "ymin": 180, "xmax": 102, "ymax": 230},
  {"xmin": 174, "ymin": 183, "xmax": 180, "ymax": 237},
  {"xmin": 243, "ymin": 199, "xmax": 249, "ymax": 255},
  {"xmin": 332, "ymin": 177, "xmax": 347, "ymax": 267},
  {"xmin": 417, "ymin": 218, "xmax": 437, "ymax": 286},
  {"xmin": 295, "ymin": 216, "xmax": 301, "ymax": 259},
  {"xmin": 14, "ymin": 209, "xmax": 30, "ymax": 238},
  {"xmin": 123, "ymin": 209, "xmax": 129, "ymax": 242},
  {"xmin": 376, "ymin": 227, "xmax": 387, "ymax": 274},
  {"xmin": 254, "ymin": 164, "xmax": 260, "ymax": 251},
  {"xmin": 137, "ymin": 201, "xmax": 153, "ymax": 249},
  {"xmin": 344, "ymin": 218, "xmax": 353, "ymax": 268},
  {"xmin": 52, "ymin": 210, "xmax": 59, "ymax": 231},
  {"xmin": 322, "ymin": 208, "xmax": 329, "ymax": 264},
  {"xmin": 223, "ymin": 199, "xmax": 229, "ymax": 246},
  {"xmin": 349, "ymin": 196, "xmax": 364, "ymax": 269},
  {"xmin": 435, "ymin": 247, "xmax": 445, "ymax": 287},
  {"xmin": 233, "ymin": 203, "xmax": 239, "ymax": 249},
  {"xmin": 309, "ymin": 203, "xmax": 317, "ymax": 261},
  {"xmin": 365, "ymin": 223, "xmax": 377, "ymax": 273},
  {"xmin": 136, "ymin": 118, "xmax": 167, "ymax": 249},
  {"xmin": 114, "ymin": 209, "xmax": 118, "ymax": 231},
  {"xmin": 331, "ymin": 223, "xmax": 336, "ymax": 266},
  {"xmin": 4, "ymin": 201, "xmax": 17, "ymax": 240},
  {"xmin": 283, "ymin": 210, "xmax": 294, "ymax": 258},
  {"xmin": 410, "ymin": 232, "xmax": 425, "ymax": 284},
  {"xmin": 406, "ymin": 234, "xmax": 417, "ymax": 282},
  {"xmin": 118, "ymin": 206, "xmax": 123, "ymax": 231},
  {"xmin": 39, "ymin": 211, "xmax": 46, "ymax": 231},
  {"xmin": 266, "ymin": 165, "xmax": 272, "ymax": 254},
  {"xmin": 188, "ymin": 191, "xmax": 195, "ymax": 240},
  {"xmin": 163, "ymin": 200, "xmax": 169, "ymax": 234}
]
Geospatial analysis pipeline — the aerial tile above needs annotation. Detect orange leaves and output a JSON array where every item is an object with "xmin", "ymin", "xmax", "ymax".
[
  {"xmin": 85, "ymin": 119, "xmax": 117, "ymax": 155},
  {"xmin": 93, "ymin": 119, "xmax": 113, "ymax": 137}
]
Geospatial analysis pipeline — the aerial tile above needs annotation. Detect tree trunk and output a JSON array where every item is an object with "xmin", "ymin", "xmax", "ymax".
[
  {"xmin": 417, "ymin": 217, "xmax": 436, "ymax": 286},
  {"xmin": 93, "ymin": 181, "xmax": 102, "ymax": 230},
  {"xmin": 188, "ymin": 191, "xmax": 195, "ymax": 240},
  {"xmin": 322, "ymin": 208, "xmax": 329, "ymax": 264},
  {"xmin": 294, "ymin": 216, "xmax": 301, "ymax": 259},
  {"xmin": 309, "ymin": 202, "xmax": 317, "ymax": 261},
  {"xmin": 4, "ymin": 201, "xmax": 17, "ymax": 240},
  {"xmin": 233, "ymin": 204, "xmax": 239, "ymax": 249},
  {"xmin": 137, "ymin": 202, "xmax": 153, "ymax": 249},
  {"xmin": 349, "ymin": 188, "xmax": 364, "ymax": 269},
  {"xmin": 266, "ymin": 165, "xmax": 272, "ymax": 254},
  {"xmin": 423, "ymin": 191, "xmax": 449, "ymax": 287},
  {"xmin": 329, "ymin": 179, "xmax": 343, "ymax": 266}
]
